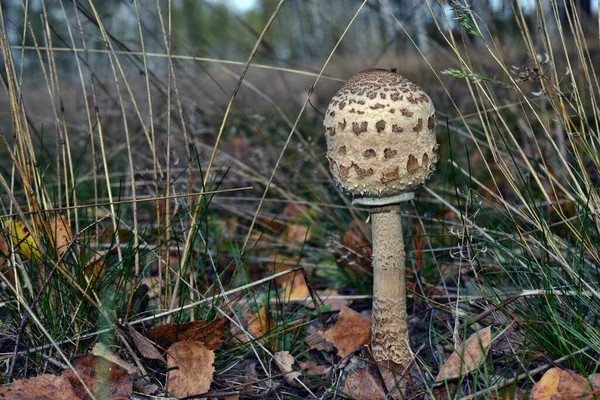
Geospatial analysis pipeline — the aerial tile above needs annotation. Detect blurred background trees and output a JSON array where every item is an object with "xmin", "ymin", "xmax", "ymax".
[{"xmin": 2, "ymin": 0, "xmax": 597, "ymax": 72}]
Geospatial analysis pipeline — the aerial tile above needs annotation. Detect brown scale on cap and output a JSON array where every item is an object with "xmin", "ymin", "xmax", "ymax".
[
  {"xmin": 412, "ymin": 118, "xmax": 423, "ymax": 133},
  {"xmin": 352, "ymin": 122, "xmax": 368, "ymax": 135},
  {"xmin": 407, "ymin": 155, "xmax": 420, "ymax": 173},
  {"xmin": 428, "ymin": 115, "xmax": 435, "ymax": 130},
  {"xmin": 384, "ymin": 148, "xmax": 397, "ymax": 159},
  {"xmin": 400, "ymin": 109, "xmax": 413, "ymax": 117},
  {"xmin": 324, "ymin": 68, "xmax": 438, "ymax": 198}
]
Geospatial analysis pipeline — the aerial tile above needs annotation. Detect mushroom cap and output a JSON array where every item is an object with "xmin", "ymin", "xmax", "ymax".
[{"xmin": 324, "ymin": 69, "xmax": 438, "ymax": 201}]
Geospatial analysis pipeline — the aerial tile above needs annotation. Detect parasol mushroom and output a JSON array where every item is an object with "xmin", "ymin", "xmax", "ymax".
[{"xmin": 324, "ymin": 68, "xmax": 438, "ymax": 366}]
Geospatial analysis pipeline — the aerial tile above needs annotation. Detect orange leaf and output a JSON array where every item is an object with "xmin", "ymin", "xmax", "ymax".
[
  {"xmin": 531, "ymin": 368, "xmax": 597, "ymax": 400},
  {"xmin": 317, "ymin": 307, "xmax": 371, "ymax": 357},
  {"xmin": 0, "ymin": 374, "xmax": 80, "ymax": 400},
  {"xmin": 166, "ymin": 341, "xmax": 215, "ymax": 398},
  {"xmin": 248, "ymin": 305, "xmax": 277, "ymax": 350},
  {"xmin": 50, "ymin": 215, "xmax": 72, "ymax": 258}
]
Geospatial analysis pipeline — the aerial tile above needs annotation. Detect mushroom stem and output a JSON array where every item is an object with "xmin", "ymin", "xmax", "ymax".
[{"xmin": 370, "ymin": 204, "xmax": 410, "ymax": 366}]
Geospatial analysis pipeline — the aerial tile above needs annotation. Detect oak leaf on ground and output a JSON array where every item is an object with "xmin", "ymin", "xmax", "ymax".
[{"xmin": 317, "ymin": 307, "xmax": 371, "ymax": 357}]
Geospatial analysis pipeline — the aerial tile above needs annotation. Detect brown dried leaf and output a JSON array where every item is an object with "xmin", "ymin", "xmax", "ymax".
[
  {"xmin": 91, "ymin": 342, "xmax": 137, "ymax": 375},
  {"xmin": 81, "ymin": 251, "xmax": 109, "ymax": 282},
  {"xmin": 284, "ymin": 224, "xmax": 312, "ymax": 244},
  {"xmin": 282, "ymin": 203, "xmax": 307, "ymax": 219},
  {"xmin": 317, "ymin": 307, "xmax": 371, "ymax": 357},
  {"xmin": 343, "ymin": 359, "xmax": 407, "ymax": 399},
  {"xmin": 490, "ymin": 383, "xmax": 525, "ymax": 400},
  {"xmin": 0, "ymin": 374, "xmax": 80, "ymax": 400},
  {"xmin": 589, "ymin": 373, "xmax": 600, "ymax": 392},
  {"xmin": 274, "ymin": 351, "xmax": 301, "ymax": 384},
  {"xmin": 435, "ymin": 326, "xmax": 492, "ymax": 381},
  {"xmin": 314, "ymin": 289, "xmax": 350, "ymax": 311},
  {"xmin": 248, "ymin": 305, "xmax": 275, "ymax": 337},
  {"xmin": 62, "ymin": 353, "xmax": 133, "ymax": 400},
  {"xmin": 531, "ymin": 368, "xmax": 597, "ymax": 400},
  {"xmin": 100, "ymin": 225, "xmax": 132, "ymax": 243},
  {"xmin": 266, "ymin": 255, "xmax": 301, "ymax": 296},
  {"xmin": 147, "ymin": 318, "xmax": 228, "ymax": 351},
  {"xmin": 334, "ymin": 220, "xmax": 372, "ymax": 277},
  {"xmin": 166, "ymin": 341, "xmax": 215, "ymax": 398},
  {"xmin": 300, "ymin": 361, "xmax": 332, "ymax": 377},
  {"xmin": 128, "ymin": 325, "xmax": 166, "ymax": 364},
  {"xmin": 0, "ymin": 227, "xmax": 14, "ymax": 286},
  {"xmin": 269, "ymin": 257, "xmax": 309, "ymax": 299},
  {"xmin": 50, "ymin": 215, "xmax": 72, "ymax": 258},
  {"xmin": 343, "ymin": 360, "xmax": 388, "ymax": 400},
  {"xmin": 248, "ymin": 305, "xmax": 277, "ymax": 350},
  {"xmin": 305, "ymin": 324, "xmax": 334, "ymax": 353}
]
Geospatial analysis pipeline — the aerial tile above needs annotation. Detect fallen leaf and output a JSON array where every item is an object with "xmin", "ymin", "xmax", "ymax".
[
  {"xmin": 317, "ymin": 307, "xmax": 371, "ymax": 357},
  {"xmin": 166, "ymin": 341, "xmax": 215, "ymax": 398},
  {"xmin": 266, "ymin": 255, "xmax": 310, "ymax": 299},
  {"xmin": 435, "ymin": 326, "xmax": 492, "ymax": 381},
  {"xmin": 274, "ymin": 351, "xmax": 301, "ymax": 384},
  {"xmin": 334, "ymin": 220, "xmax": 372, "ymax": 277},
  {"xmin": 284, "ymin": 223, "xmax": 312, "ymax": 244},
  {"xmin": 589, "ymin": 373, "xmax": 600, "ymax": 392},
  {"xmin": 282, "ymin": 203, "xmax": 307, "ymax": 219},
  {"xmin": 49, "ymin": 214, "xmax": 72, "ymax": 258},
  {"xmin": 91, "ymin": 342, "xmax": 137, "ymax": 375},
  {"xmin": 275, "ymin": 264, "xmax": 309, "ymax": 299},
  {"xmin": 141, "ymin": 276, "xmax": 162, "ymax": 300},
  {"xmin": 147, "ymin": 318, "xmax": 228, "ymax": 351},
  {"xmin": 248, "ymin": 305, "xmax": 277, "ymax": 349},
  {"xmin": 300, "ymin": 361, "xmax": 332, "ymax": 377},
  {"xmin": 305, "ymin": 324, "xmax": 334, "ymax": 353},
  {"xmin": 0, "ymin": 374, "xmax": 80, "ymax": 399},
  {"xmin": 10, "ymin": 219, "xmax": 40, "ymax": 260},
  {"xmin": 344, "ymin": 364, "xmax": 387, "ymax": 400},
  {"xmin": 0, "ymin": 227, "xmax": 14, "ymax": 286},
  {"xmin": 432, "ymin": 382, "xmax": 459, "ymax": 400},
  {"xmin": 342, "ymin": 358, "xmax": 405, "ymax": 400},
  {"xmin": 314, "ymin": 289, "xmax": 350, "ymax": 311},
  {"xmin": 127, "ymin": 325, "xmax": 166, "ymax": 364},
  {"xmin": 531, "ymin": 367, "xmax": 597, "ymax": 400},
  {"xmin": 490, "ymin": 383, "xmax": 525, "ymax": 400},
  {"xmin": 99, "ymin": 225, "xmax": 132, "ymax": 243},
  {"xmin": 62, "ymin": 353, "xmax": 133, "ymax": 400}
]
